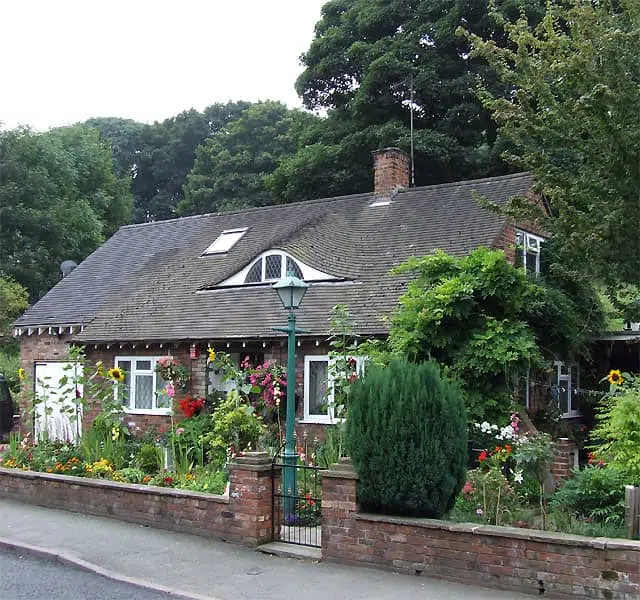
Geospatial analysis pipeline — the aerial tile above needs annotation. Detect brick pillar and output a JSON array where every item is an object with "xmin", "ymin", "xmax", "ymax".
[
  {"xmin": 322, "ymin": 457, "xmax": 359, "ymax": 560},
  {"xmin": 228, "ymin": 451, "xmax": 274, "ymax": 546},
  {"xmin": 552, "ymin": 438, "xmax": 578, "ymax": 486}
]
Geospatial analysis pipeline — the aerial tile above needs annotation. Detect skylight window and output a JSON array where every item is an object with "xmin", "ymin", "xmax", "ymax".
[{"xmin": 203, "ymin": 228, "xmax": 248, "ymax": 255}]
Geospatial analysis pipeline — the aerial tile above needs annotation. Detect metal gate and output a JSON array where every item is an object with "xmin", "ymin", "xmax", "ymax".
[{"xmin": 272, "ymin": 451, "xmax": 326, "ymax": 548}]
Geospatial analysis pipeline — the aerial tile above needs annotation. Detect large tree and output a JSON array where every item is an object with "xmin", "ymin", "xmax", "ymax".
[
  {"xmin": 466, "ymin": 0, "xmax": 640, "ymax": 288},
  {"xmin": 87, "ymin": 102, "xmax": 250, "ymax": 222},
  {"xmin": 0, "ymin": 126, "xmax": 132, "ymax": 300},
  {"xmin": 269, "ymin": 0, "xmax": 544, "ymax": 203},
  {"xmin": 180, "ymin": 102, "xmax": 319, "ymax": 215}
]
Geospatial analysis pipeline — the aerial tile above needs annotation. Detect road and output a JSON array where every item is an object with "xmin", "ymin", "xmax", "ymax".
[{"xmin": 0, "ymin": 548, "xmax": 186, "ymax": 600}]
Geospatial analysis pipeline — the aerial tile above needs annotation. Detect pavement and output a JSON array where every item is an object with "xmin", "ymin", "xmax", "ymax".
[{"xmin": 0, "ymin": 498, "xmax": 536, "ymax": 600}]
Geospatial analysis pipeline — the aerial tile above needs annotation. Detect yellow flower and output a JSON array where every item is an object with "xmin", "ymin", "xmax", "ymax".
[
  {"xmin": 107, "ymin": 367, "xmax": 125, "ymax": 382},
  {"xmin": 607, "ymin": 369, "xmax": 624, "ymax": 385},
  {"xmin": 111, "ymin": 426, "xmax": 120, "ymax": 441},
  {"xmin": 17, "ymin": 367, "xmax": 25, "ymax": 381},
  {"xmin": 207, "ymin": 347, "xmax": 216, "ymax": 362},
  {"xmin": 96, "ymin": 361, "xmax": 105, "ymax": 377}
]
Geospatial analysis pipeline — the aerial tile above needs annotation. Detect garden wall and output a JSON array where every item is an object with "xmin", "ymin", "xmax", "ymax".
[
  {"xmin": 0, "ymin": 452, "xmax": 275, "ymax": 546},
  {"xmin": 322, "ymin": 460, "xmax": 640, "ymax": 599}
]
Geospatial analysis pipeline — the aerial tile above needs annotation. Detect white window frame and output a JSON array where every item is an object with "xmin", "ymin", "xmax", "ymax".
[
  {"xmin": 554, "ymin": 360, "xmax": 580, "ymax": 418},
  {"xmin": 202, "ymin": 227, "xmax": 248, "ymax": 255},
  {"xmin": 114, "ymin": 356, "xmax": 172, "ymax": 415},
  {"xmin": 515, "ymin": 229, "xmax": 545, "ymax": 276},
  {"xmin": 303, "ymin": 354, "xmax": 366, "ymax": 424}
]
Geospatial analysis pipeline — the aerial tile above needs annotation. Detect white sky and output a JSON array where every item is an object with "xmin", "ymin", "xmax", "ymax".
[{"xmin": 0, "ymin": 0, "xmax": 328, "ymax": 131}]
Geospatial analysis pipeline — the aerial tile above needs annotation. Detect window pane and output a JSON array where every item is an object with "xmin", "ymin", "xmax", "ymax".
[
  {"xmin": 558, "ymin": 380, "xmax": 569, "ymax": 414},
  {"xmin": 286, "ymin": 257, "xmax": 303, "ymax": 279},
  {"xmin": 135, "ymin": 374, "xmax": 153, "ymax": 409},
  {"xmin": 265, "ymin": 254, "xmax": 282, "ymax": 280},
  {"xmin": 136, "ymin": 360, "xmax": 151, "ymax": 371},
  {"xmin": 245, "ymin": 259, "xmax": 262, "ymax": 283},
  {"xmin": 525, "ymin": 250, "xmax": 538, "ymax": 274},
  {"xmin": 155, "ymin": 373, "xmax": 170, "ymax": 409},
  {"xmin": 308, "ymin": 361, "xmax": 329, "ymax": 416},
  {"xmin": 116, "ymin": 360, "xmax": 131, "ymax": 407}
]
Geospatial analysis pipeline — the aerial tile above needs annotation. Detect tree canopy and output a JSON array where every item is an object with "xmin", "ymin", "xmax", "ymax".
[
  {"xmin": 465, "ymin": 0, "xmax": 640, "ymax": 287},
  {"xmin": 0, "ymin": 125, "xmax": 132, "ymax": 300},
  {"xmin": 267, "ymin": 0, "xmax": 545, "ymax": 203}
]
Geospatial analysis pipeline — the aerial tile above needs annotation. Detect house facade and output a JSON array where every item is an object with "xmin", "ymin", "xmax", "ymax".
[{"xmin": 14, "ymin": 148, "xmax": 539, "ymax": 439}]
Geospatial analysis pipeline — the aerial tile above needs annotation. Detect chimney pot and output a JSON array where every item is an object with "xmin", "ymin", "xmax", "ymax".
[{"xmin": 372, "ymin": 147, "xmax": 410, "ymax": 200}]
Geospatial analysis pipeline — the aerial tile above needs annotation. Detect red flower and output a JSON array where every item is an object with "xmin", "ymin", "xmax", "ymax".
[
  {"xmin": 178, "ymin": 396, "xmax": 205, "ymax": 418},
  {"xmin": 478, "ymin": 451, "xmax": 488, "ymax": 462}
]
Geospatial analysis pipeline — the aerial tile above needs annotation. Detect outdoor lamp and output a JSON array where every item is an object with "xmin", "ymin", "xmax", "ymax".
[
  {"xmin": 273, "ymin": 274, "xmax": 309, "ymax": 310},
  {"xmin": 272, "ymin": 273, "xmax": 310, "ymax": 525}
]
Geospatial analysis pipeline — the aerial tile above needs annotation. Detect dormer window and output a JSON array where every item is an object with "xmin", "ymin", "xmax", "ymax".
[
  {"xmin": 244, "ymin": 251, "xmax": 304, "ymax": 284},
  {"xmin": 202, "ymin": 228, "xmax": 248, "ymax": 255},
  {"xmin": 216, "ymin": 249, "xmax": 336, "ymax": 287}
]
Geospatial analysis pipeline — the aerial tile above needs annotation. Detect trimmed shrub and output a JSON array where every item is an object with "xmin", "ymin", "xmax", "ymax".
[{"xmin": 346, "ymin": 359, "xmax": 467, "ymax": 517}]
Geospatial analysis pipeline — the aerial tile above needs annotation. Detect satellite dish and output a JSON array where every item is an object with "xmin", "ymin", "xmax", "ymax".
[{"xmin": 60, "ymin": 260, "xmax": 78, "ymax": 278}]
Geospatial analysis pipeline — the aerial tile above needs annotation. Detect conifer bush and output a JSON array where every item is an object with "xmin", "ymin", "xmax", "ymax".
[{"xmin": 345, "ymin": 359, "xmax": 467, "ymax": 517}]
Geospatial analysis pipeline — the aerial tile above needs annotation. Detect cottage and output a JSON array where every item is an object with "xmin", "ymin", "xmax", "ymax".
[{"xmin": 14, "ymin": 148, "xmax": 538, "ymax": 439}]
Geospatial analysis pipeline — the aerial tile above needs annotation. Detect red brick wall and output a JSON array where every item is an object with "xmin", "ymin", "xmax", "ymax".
[
  {"xmin": 322, "ymin": 461, "xmax": 640, "ymax": 599},
  {"xmin": 373, "ymin": 148, "xmax": 410, "ymax": 198},
  {"xmin": 0, "ymin": 452, "xmax": 274, "ymax": 546}
]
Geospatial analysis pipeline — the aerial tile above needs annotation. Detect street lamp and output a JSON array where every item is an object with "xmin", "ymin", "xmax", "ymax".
[{"xmin": 273, "ymin": 273, "xmax": 310, "ymax": 521}]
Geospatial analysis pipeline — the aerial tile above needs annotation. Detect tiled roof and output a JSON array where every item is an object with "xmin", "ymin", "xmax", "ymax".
[{"xmin": 15, "ymin": 172, "xmax": 532, "ymax": 341}]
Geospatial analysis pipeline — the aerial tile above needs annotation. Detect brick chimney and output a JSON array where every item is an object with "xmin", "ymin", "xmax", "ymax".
[{"xmin": 372, "ymin": 147, "xmax": 410, "ymax": 200}]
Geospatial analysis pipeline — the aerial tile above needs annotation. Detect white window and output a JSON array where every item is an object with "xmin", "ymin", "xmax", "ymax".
[
  {"xmin": 515, "ymin": 230, "xmax": 544, "ymax": 275},
  {"xmin": 114, "ymin": 357, "xmax": 171, "ymax": 414},
  {"xmin": 303, "ymin": 355, "xmax": 366, "ymax": 423},
  {"xmin": 555, "ymin": 361, "xmax": 580, "ymax": 418},
  {"xmin": 244, "ymin": 252, "xmax": 304, "ymax": 284},
  {"xmin": 202, "ymin": 228, "xmax": 248, "ymax": 255}
]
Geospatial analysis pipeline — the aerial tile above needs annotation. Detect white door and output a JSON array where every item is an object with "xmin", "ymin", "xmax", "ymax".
[{"xmin": 34, "ymin": 361, "xmax": 83, "ymax": 442}]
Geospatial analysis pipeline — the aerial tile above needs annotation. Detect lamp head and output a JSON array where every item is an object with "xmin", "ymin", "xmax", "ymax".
[{"xmin": 273, "ymin": 273, "xmax": 309, "ymax": 310}]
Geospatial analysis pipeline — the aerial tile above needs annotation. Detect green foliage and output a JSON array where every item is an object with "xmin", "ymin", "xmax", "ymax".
[
  {"xmin": 0, "ymin": 125, "xmax": 132, "ymax": 300},
  {"xmin": 550, "ymin": 466, "xmax": 628, "ymax": 527},
  {"xmin": 204, "ymin": 392, "xmax": 266, "ymax": 466},
  {"xmin": 590, "ymin": 375, "xmax": 640, "ymax": 484},
  {"xmin": 316, "ymin": 424, "xmax": 347, "ymax": 468},
  {"xmin": 180, "ymin": 101, "xmax": 318, "ymax": 215},
  {"xmin": 267, "ymin": 0, "xmax": 546, "ymax": 202},
  {"xmin": 465, "ymin": 0, "xmax": 640, "ymax": 286},
  {"xmin": 464, "ymin": 468, "xmax": 519, "ymax": 526},
  {"xmin": 135, "ymin": 443, "xmax": 162, "ymax": 475},
  {"xmin": 387, "ymin": 248, "xmax": 598, "ymax": 423},
  {"xmin": 0, "ymin": 276, "xmax": 28, "ymax": 350},
  {"xmin": 0, "ymin": 350, "xmax": 20, "ymax": 393},
  {"xmin": 169, "ymin": 414, "xmax": 214, "ymax": 471},
  {"xmin": 346, "ymin": 359, "xmax": 467, "ymax": 517}
]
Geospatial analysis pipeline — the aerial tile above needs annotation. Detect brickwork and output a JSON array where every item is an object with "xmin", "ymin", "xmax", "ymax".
[
  {"xmin": 322, "ymin": 460, "xmax": 640, "ymax": 599},
  {"xmin": 373, "ymin": 148, "xmax": 410, "ymax": 198},
  {"xmin": 0, "ymin": 452, "xmax": 274, "ymax": 546},
  {"xmin": 552, "ymin": 438, "xmax": 579, "ymax": 485}
]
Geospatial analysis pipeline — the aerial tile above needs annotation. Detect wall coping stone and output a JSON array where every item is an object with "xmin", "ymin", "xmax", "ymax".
[
  {"xmin": 355, "ymin": 512, "xmax": 640, "ymax": 551},
  {"xmin": 0, "ymin": 467, "xmax": 229, "ymax": 503},
  {"xmin": 323, "ymin": 459, "xmax": 359, "ymax": 480},
  {"xmin": 230, "ymin": 452, "xmax": 273, "ymax": 472}
]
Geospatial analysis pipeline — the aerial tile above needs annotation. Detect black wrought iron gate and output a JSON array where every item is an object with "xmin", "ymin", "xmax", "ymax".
[{"xmin": 272, "ymin": 456, "xmax": 326, "ymax": 548}]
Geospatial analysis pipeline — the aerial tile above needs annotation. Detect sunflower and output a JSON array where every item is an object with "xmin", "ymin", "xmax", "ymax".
[
  {"xmin": 107, "ymin": 367, "xmax": 125, "ymax": 383},
  {"xmin": 207, "ymin": 346, "xmax": 216, "ymax": 362},
  {"xmin": 17, "ymin": 367, "xmax": 25, "ymax": 381},
  {"xmin": 607, "ymin": 369, "xmax": 624, "ymax": 385}
]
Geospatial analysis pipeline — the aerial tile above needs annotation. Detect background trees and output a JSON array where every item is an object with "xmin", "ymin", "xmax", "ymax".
[{"xmin": 466, "ymin": 0, "xmax": 640, "ymax": 290}]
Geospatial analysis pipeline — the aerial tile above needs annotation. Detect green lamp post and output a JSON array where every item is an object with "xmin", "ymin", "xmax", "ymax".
[{"xmin": 272, "ymin": 273, "xmax": 310, "ymax": 521}]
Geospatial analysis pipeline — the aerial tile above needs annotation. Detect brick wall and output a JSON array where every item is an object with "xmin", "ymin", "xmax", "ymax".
[
  {"xmin": 0, "ymin": 452, "xmax": 274, "ymax": 546},
  {"xmin": 322, "ymin": 460, "xmax": 640, "ymax": 599},
  {"xmin": 552, "ymin": 438, "xmax": 579, "ymax": 485}
]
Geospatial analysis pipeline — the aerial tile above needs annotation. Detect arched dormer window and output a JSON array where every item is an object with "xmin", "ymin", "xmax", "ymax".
[
  {"xmin": 244, "ymin": 252, "xmax": 304, "ymax": 284},
  {"xmin": 217, "ymin": 249, "xmax": 338, "ymax": 287}
]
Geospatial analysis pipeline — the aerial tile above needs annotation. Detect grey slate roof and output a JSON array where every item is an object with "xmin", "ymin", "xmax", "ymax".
[{"xmin": 15, "ymin": 172, "xmax": 532, "ymax": 342}]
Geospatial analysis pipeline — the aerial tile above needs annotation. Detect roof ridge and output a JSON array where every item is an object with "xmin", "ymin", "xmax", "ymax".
[
  {"xmin": 118, "ymin": 191, "xmax": 375, "ymax": 230},
  {"xmin": 115, "ymin": 172, "xmax": 532, "ymax": 232}
]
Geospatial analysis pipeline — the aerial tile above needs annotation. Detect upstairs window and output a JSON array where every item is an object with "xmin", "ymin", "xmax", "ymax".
[
  {"xmin": 244, "ymin": 251, "xmax": 304, "ymax": 284},
  {"xmin": 203, "ymin": 228, "xmax": 248, "ymax": 255},
  {"xmin": 554, "ymin": 361, "xmax": 580, "ymax": 418},
  {"xmin": 515, "ymin": 230, "xmax": 544, "ymax": 275}
]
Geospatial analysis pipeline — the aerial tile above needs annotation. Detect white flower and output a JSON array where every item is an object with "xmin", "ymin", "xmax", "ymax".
[{"xmin": 513, "ymin": 470, "xmax": 524, "ymax": 484}]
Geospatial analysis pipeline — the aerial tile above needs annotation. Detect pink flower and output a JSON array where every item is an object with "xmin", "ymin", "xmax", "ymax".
[
  {"xmin": 165, "ymin": 382, "xmax": 175, "ymax": 398},
  {"xmin": 176, "ymin": 427, "xmax": 185, "ymax": 435}
]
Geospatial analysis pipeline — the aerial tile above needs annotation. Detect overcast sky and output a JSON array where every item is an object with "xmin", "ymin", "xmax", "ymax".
[{"xmin": 1, "ymin": 0, "xmax": 327, "ymax": 131}]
